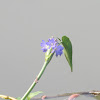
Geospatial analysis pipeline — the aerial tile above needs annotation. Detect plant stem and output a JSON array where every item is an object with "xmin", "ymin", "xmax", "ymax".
[{"xmin": 21, "ymin": 61, "xmax": 48, "ymax": 100}]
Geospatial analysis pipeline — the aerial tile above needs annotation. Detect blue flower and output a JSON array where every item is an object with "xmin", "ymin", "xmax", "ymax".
[
  {"xmin": 41, "ymin": 40, "xmax": 49, "ymax": 52},
  {"xmin": 55, "ymin": 45, "xmax": 64, "ymax": 56},
  {"xmin": 41, "ymin": 37, "xmax": 64, "ymax": 56},
  {"xmin": 47, "ymin": 38, "xmax": 58, "ymax": 49}
]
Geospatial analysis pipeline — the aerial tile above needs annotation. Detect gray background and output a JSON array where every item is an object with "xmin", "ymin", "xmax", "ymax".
[{"xmin": 0, "ymin": 0, "xmax": 100, "ymax": 100}]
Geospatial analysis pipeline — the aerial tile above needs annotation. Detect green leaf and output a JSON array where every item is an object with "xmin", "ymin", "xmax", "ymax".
[
  {"xmin": 61, "ymin": 36, "xmax": 73, "ymax": 71},
  {"xmin": 27, "ymin": 91, "xmax": 43, "ymax": 100},
  {"xmin": 16, "ymin": 97, "xmax": 21, "ymax": 100}
]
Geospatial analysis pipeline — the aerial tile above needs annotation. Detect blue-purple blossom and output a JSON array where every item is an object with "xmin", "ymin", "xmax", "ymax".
[
  {"xmin": 47, "ymin": 38, "xmax": 58, "ymax": 49},
  {"xmin": 55, "ymin": 45, "xmax": 64, "ymax": 56},
  {"xmin": 41, "ymin": 37, "xmax": 64, "ymax": 56},
  {"xmin": 41, "ymin": 40, "xmax": 49, "ymax": 52}
]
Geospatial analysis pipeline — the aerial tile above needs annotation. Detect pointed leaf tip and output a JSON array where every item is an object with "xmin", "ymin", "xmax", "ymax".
[{"xmin": 61, "ymin": 36, "xmax": 73, "ymax": 72}]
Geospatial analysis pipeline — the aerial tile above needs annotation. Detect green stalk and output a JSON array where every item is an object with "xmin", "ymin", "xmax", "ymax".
[
  {"xmin": 21, "ymin": 61, "xmax": 48, "ymax": 100},
  {"xmin": 21, "ymin": 52, "xmax": 54, "ymax": 100}
]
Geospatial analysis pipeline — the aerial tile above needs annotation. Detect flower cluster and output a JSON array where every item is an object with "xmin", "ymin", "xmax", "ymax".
[{"xmin": 41, "ymin": 37, "xmax": 64, "ymax": 56}]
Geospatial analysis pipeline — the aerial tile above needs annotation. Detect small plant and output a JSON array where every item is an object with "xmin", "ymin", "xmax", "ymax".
[
  {"xmin": 0, "ymin": 35, "xmax": 99, "ymax": 100},
  {"xmin": 0, "ymin": 35, "xmax": 72, "ymax": 100},
  {"xmin": 20, "ymin": 35, "xmax": 72, "ymax": 100}
]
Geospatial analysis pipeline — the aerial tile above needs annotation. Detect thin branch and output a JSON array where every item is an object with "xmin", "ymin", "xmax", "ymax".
[
  {"xmin": 31, "ymin": 90, "xmax": 100, "ymax": 100},
  {"xmin": 0, "ymin": 95, "xmax": 17, "ymax": 100}
]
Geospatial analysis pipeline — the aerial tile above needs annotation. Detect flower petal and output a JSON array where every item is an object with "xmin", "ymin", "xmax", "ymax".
[{"xmin": 55, "ymin": 45, "xmax": 64, "ymax": 56}]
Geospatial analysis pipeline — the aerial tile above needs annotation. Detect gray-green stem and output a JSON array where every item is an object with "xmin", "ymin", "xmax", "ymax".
[{"xmin": 21, "ymin": 61, "xmax": 49, "ymax": 100}]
